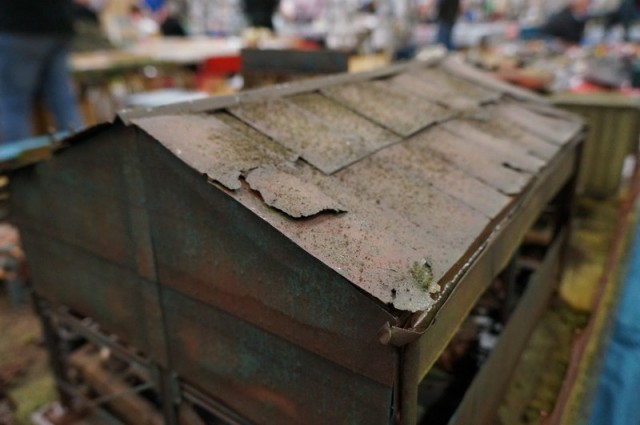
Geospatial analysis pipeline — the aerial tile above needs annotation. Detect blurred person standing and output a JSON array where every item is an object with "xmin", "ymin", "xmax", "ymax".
[
  {"xmin": 540, "ymin": 0, "xmax": 590, "ymax": 44},
  {"xmin": 0, "ymin": 0, "xmax": 84, "ymax": 144},
  {"xmin": 244, "ymin": 0, "xmax": 280, "ymax": 29},
  {"xmin": 436, "ymin": 0, "xmax": 461, "ymax": 50},
  {"xmin": 606, "ymin": 0, "xmax": 640, "ymax": 41}
]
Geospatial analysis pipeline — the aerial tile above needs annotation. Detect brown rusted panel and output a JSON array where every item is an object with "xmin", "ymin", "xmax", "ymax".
[
  {"xmin": 407, "ymin": 126, "xmax": 532, "ymax": 195},
  {"xmin": 10, "ymin": 126, "xmax": 168, "ymax": 365},
  {"xmin": 229, "ymin": 99, "xmax": 373, "ymax": 174},
  {"xmin": 138, "ymin": 136, "xmax": 398, "ymax": 386},
  {"xmin": 442, "ymin": 121, "xmax": 546, "ymax": 173},
  {"xmin": 133, "ymin": 114, "xmax": 291, "ymax": 190},
  {"xmin": 495, "ymin": 103, "xmax": 583, "ymax": 146},
  {"xmin": 9, "ymin": 129, "xmax": 137, "ymax": 270},
  {"xmin": 18, "ymin": 228, "xmax": 167, "ymax": 365},
  {"xmin": 321, "ymin": 80, "xmax": 451, "ymax": 136},
  {"xmin": 164, "ymin": 288, "xmax": 394, "ymax": 425},
  {"xmin": 408, "ymin": 67, "xmax": 501, "ymax": 104},
  {"xmin": 122, "ymin": 130, "xmax": 160, "ymax": 282}
]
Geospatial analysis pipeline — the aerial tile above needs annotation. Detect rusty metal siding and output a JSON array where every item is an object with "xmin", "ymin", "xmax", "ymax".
[
  {"xmin": 165, "ymin": 287, "xmax": 394, "ymax": 425},
  {"xmin": 10, "ymin": 127, "xmax": 168, "ymax": 365},
  {"xmin": 137, "ymin": 133, "xmax": 399, "ymax": 388},
  {"xmin": 10, "ymin": 133, "xmax": 136, "ymax": 268},
  {"xmin": 20, "ymin": 228, "xmax": 166, "ymax": 364}
]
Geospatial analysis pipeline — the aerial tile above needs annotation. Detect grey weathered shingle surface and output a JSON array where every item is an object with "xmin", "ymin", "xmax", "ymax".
[{"xmin": 129, "ymin": 57, "xmax": 583, "ymax": 313}]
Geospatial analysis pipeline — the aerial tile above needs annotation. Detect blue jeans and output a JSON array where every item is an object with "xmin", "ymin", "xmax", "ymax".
[
  {"xmin": 0, "ymin": 34, "xmax": 83, "ymax": 144},
  {"xmin": 436, "ymin": 22, "xmax": 455, "ymax": 51}
]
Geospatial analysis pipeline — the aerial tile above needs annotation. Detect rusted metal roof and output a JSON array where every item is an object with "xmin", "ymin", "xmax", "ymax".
[
  {"xmin": 321, "ymin": 80, "xmax": 452, "ymax": 136},
  {"xmin": 129, "ymin": 58, "xmax": 583, "ymax": 313},
  {"xmin": 132, "ymin": 114, "xmax": 292, "ymax": 190},
  {"xmin": 245, "ymin": 166, "xmax": 347, "ymax": 218}
]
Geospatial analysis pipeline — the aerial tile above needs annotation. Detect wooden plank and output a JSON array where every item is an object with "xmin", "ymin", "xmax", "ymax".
[
  {"xmin": 69, "ymin": 346, "xmax": 163, "ymax": 425},
  {"xmin": 450, "ymin": 230, "xmax": 564, "ymax": 425}
]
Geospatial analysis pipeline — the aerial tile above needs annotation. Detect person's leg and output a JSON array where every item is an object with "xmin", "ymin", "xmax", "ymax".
[
  {"xmin": 40, "ymin": 38, "xmax": 83, "ymax": 133},
  {"xmin": 436, "ymin": 22, "xmax": 454, "ymax": 50},
  {"xmin": 0, "ymin": 34, "xmax": 45, "ymax": 143}
]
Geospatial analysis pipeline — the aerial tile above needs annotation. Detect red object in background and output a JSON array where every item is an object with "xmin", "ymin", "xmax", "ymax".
[
  {"xmin": 195, "ymin": 55, "xmax": 242, "ymax": 91},
  {"xmin": 570, "ymin": 80, "xmax": 640, "ymax": 96},
  {"xmin": 201, "ymin": 55, "xmax": 242, "ymax": 76},
  {"xmin": 569, "ymin": 80, "xmax": 611, "ymax": 93},
  {"xmin": 293, "ymin": 39, "xmax": 320, "ymax": 50}
]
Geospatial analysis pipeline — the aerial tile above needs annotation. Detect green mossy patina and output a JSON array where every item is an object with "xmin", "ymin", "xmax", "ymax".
[{"xmin": 410, "ymin": 261, "xmax": 434, "ymax": 291}]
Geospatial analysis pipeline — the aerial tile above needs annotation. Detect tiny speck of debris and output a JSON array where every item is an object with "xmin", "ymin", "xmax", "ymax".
[
  {"xmin": 391, "ymin": 288, "xmax": 397, "ymax": 299},
  {"xmin": 410, "ymin": 260, "xmax": 433, "ymax": 291}
]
